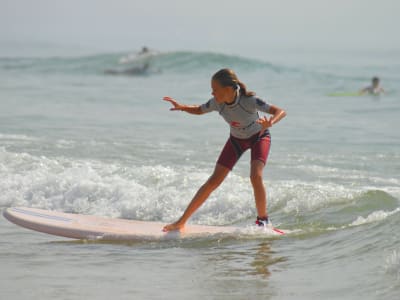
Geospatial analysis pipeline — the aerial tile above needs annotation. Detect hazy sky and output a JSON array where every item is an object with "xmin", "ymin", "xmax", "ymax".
[{"xmin": 1, "ymin": 0, "xmax": 399, "ymax": 55}]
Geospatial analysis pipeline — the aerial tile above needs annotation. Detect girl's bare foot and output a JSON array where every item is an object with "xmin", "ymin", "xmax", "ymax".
[{"xmin": 162, "ymin": 221, "xmax": 185, "ymax": 232}]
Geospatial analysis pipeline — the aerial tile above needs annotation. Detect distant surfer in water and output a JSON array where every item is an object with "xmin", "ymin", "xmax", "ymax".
[
  {"xmin": 138, "ymin": 46, "xmax": 149, "ymax": 55},
  {"xmin": 162, "ymin": 68, "xmax": 286, "ymax": 231},
  {"xmin": 360, "ymin": 77, "xmax": 385, "ymax": 95},
  {"xmin": 105, "ymin": 46, "xmax": 153, "ymax": 76}
]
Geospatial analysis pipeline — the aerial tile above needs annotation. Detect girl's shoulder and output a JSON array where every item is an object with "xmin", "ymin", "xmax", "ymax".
[
  {"xmin": 239, "ymin": 95, "xmax": 270, "ymax": 113},
  {"xmin": 201, "ymin": 97, "xmax": 223, "ymax": 113},
  {"xmin": 240, "ymin": 95, "xmax": 266, "ymax": 106}
]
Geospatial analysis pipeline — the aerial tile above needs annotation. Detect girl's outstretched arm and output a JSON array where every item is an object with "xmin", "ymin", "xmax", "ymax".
[{"xmin": 163, "ymin": 96, "xmax": 203, "ymax": 115}]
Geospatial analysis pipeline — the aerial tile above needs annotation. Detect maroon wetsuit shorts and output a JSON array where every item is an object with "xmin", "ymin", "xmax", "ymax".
[{"xmin": 217, "ymin": 130, "xmax": 271, "ymax": 170}]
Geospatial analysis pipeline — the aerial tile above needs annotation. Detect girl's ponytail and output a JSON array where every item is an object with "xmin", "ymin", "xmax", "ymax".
[{"xmin": 237, "ymin": 80, "xmax": 255, "ymax": 97}]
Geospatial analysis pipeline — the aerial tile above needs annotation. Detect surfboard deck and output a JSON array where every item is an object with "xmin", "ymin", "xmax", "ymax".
[
  {"xmin": 3, "ymin": 207, "xmax": 285, "ymax": 241},
  {"xmin": 327, "ymin": 92, "xmax": 361, "ymax": 97}
]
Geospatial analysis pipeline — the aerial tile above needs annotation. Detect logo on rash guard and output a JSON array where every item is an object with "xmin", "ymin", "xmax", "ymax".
[{"xmin": 230, "ymin": 121, "xmax": 241, "ymax": 127}]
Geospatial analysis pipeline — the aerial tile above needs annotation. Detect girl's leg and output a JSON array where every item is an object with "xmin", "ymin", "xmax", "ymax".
[
  {"xmin": 250, "ymin": 160, "xmax": 267, "ymax": 219},
  {"xmin": 250, "ymin": 134, "xmax": 271, "ymax": 219},
  {"xmin": 163, "ymin": 163, "xmax": 230, "ymax": 231}
]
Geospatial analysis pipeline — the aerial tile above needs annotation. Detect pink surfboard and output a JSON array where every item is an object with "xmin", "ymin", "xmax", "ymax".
[{"xmin": 3, "ymin": 207, "xmax": 284, "ymax": 241}]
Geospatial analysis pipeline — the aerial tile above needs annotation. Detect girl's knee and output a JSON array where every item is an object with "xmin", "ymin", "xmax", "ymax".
[
  {"xmin": 250, "ymin": 172, "xmax": 263, "ymax": 185},
  {"xmin": 207, "ymin": 175, "xmax": 224, "ymax": 190}
]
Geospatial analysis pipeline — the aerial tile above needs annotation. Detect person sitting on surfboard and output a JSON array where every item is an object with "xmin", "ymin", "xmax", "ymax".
[
  {"xmin": 162, "ymin": 68, "xmax": 286, "ymax": 232},
  {"xmin": 360, "ymin": 77, "xmax": 385, "ymax": 95},
  {"xmin": 139, "ymin": 46, "xmax": 149, "ymax": 55}
]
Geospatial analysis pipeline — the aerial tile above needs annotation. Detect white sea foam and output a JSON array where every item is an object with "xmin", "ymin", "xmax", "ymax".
[
  {"xmin": 0, "ymin": 134, "xmax": 39, "ymax": 141},
  {"xmin": 1, "ymin": 146, "xmax": 399, "ymax": 229},
  {"xmin": 350, "ymin": 208, "xmax": 400, "ymax": 227},
  {"xmin": 274, "ymin": 180, "xmax": 356, "ymax": 214},
  {"xmin": 385, "ymin": 249, "xmax": 400, "ymax": 279}
]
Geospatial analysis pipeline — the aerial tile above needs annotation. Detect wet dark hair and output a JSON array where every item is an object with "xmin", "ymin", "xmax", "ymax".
[
  {"xmin": 212, "ymin": 68, "xmax": 255, "ymax": 97},
  {"xmin": 372, "ymin": 76, "xmax": 380, "ymax": 83}
]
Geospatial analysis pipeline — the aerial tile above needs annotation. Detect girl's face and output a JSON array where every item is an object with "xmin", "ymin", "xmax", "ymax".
[{"xmin": 211, "ymin": 80, "xmax": 236, "ymax": 104}]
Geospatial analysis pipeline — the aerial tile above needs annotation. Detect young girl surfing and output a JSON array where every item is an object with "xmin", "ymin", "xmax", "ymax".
[{"xmin": 162, "ymin": 68, "xmax": 286, "ymax": 232}]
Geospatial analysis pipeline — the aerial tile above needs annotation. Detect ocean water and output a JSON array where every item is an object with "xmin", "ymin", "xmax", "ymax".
[{"xmin": 0, "ymin": 45, "xmax": 399, "ymax": 299}]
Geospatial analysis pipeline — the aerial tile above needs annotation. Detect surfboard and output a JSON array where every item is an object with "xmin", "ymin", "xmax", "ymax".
[
  {"xmin": 3, "ymin": 207, "xmax": 285, "ymax": 241},
  {"xmin": 119, "ymin": 50, "xmax": 159, "ymax": 64},
  {"xmin": 327, "ymin": 92, "xmax": 361, "ymax": 97}
]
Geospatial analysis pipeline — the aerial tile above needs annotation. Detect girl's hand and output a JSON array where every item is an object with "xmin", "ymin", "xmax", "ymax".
[
  {"xmin": 163, "ymin": 96, "xmax": 203, "ymax": 115},
  {"xmin": 163, "ymin": 96, "xmax": 184, "ymax": 111},
  {"xmin": 256, "ymin": 116, "xmax": 273, "ymax": 130}
]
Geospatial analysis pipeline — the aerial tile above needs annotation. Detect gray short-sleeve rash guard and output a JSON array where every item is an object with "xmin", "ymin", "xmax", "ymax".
[{"xmin": 200, "ymin": 94, "xmax": 271, "ymax": 139}]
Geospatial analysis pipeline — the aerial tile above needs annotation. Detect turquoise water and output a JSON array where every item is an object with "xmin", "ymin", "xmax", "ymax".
[{"xmin": 1, "ymin": 46, "xmax": 399, "ymax": 299}]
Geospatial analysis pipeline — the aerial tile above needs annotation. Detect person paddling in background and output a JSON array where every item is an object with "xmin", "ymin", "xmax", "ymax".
[
  {"xmin": 162, "ymin": 68, "xmax": 286, "ymax": 232},
  {"xmin": 360, "ymin": 77, "xmax": 385, "ymax": 95}
]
